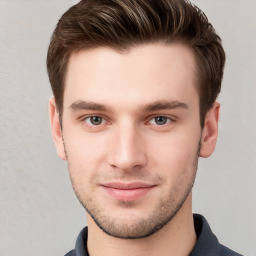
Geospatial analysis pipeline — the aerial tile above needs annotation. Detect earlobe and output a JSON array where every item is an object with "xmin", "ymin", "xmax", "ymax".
[
  {"xmin": 199, "ymin": 102, "xmax": 220, "ymax": 158},
  {"xmin": 49, "ymin": 97, "xmax": 67, "ymax": 160}
]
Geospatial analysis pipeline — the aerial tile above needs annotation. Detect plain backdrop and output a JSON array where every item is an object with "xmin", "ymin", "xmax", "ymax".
[{"xmin": 0, "ymin": 0, "xmax": 255, "ymax": 255}]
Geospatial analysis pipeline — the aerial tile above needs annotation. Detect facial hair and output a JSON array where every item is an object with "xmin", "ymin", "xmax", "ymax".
[{"xmin": 65, "ymin": 140, "xmax": 201, "ymax": 239}]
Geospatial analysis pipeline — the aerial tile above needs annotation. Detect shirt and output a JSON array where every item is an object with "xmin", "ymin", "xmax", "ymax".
[{"xmin": 64, "ymin": 214, "xmax": 243, "ymax": 256}]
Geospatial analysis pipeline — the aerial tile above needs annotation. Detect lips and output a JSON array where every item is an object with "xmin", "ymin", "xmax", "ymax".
[{"xmin": 101, "ymin": 182, "xmax": 155, "ymax": 201}]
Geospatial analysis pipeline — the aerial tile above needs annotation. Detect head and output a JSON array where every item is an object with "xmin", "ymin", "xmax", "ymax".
[
  {"xmin": 47, "ymin": 0, "xmax": 225, "ymax": 127},
  {"xmin": 48, "ymin": 0, "xmax": 225, "ymax": 239}
]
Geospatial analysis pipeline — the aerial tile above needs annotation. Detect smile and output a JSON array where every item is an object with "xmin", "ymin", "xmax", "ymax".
[{"xmin": 101, "ymin": 182, "xmax": 156, "ymax": 201}]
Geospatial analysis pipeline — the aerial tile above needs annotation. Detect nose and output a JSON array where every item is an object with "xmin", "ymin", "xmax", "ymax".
[{"xmin": 107, "ymin": 122, "xmax": 147, "ymax": 171}]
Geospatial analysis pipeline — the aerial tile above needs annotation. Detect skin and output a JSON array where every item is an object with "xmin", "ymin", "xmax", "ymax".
[{"xmin": 49, "ymin": 43, "xmax": 219, "ymax": 256}]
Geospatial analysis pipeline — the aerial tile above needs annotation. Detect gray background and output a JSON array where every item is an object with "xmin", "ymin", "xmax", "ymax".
[{"xmin": 0, "ymin": 0, "xmax": 255, "ymax": 255}]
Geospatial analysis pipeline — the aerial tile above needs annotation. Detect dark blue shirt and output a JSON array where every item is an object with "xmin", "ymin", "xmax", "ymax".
[{"xmin": 65, "ymin": 214, "xmax": 243, "ymax": 256}]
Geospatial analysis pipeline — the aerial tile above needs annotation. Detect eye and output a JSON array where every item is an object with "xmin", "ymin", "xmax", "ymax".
[
  {"xmin": 149, "ymin": 116, "xmax": 171, "ymax": 125},
  {"xmin": 85, "ymin": 116, "xmax": 105, "ymax": 126}
]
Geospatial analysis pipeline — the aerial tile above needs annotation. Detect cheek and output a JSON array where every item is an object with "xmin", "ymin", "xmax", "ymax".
[
  {"xmin": 147, "ymin": 131, "xmax": 200, "ymax": 176},
  {"xmin": 149, "ymin": 130, "xmax": 200, "ymax": 157},
  {"xmin": 63, "ymin": 130, "xmax": 108, "ymax": 177}
]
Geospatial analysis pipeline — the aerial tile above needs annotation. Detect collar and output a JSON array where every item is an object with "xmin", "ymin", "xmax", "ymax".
[{"xmin": 67, "ymin": 214, "xmax": 242, "ymax": 256}]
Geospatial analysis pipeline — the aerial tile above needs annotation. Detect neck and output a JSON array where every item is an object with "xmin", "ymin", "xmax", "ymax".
[{"xmin": 87, "ymin": 193, "xmax": 196, "ymax": 256}]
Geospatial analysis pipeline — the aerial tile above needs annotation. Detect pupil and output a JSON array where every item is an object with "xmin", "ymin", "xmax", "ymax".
[
  {"xmin": 91, "ymin": 116, "xmax": 102, "ymax": 125},
  {"xmin": 156, "ymin": 116, "xmax": 167, "ymax": 125}
]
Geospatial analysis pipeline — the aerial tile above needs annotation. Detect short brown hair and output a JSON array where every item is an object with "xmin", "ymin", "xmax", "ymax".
[{"xmin": 47, "ymin": 0, "xmax": 225, "ymax": 126}]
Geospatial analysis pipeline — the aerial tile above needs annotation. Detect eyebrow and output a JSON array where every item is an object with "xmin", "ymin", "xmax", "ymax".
[
  {"xmin": 140, "ymin": 101, "xmax": 189, "ymax": 112},
  {"xmin": 69, "ymin": 100, "xmax": 188, "ymax": 112},
  {"xmin": 69, "ymin": 101, "xmax": 110, "ymax": 112}
]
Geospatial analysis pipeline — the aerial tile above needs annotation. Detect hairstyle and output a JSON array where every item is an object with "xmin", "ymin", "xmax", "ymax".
[{"xmin": 47, "ymin": 0, "xmax": 225, "ymax": 126}]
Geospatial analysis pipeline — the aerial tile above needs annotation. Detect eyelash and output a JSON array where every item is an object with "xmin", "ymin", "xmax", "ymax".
[
  {"xmin": 84, "ymin": 116, "xmax": 106, "ymax": 126},
  {"xmin": 80, "ymin": 115, "xmax": 175, "ymax": 127},
  {"xmin": 148, "ymin": 116, "xmax": 172, "ymax": 126}
]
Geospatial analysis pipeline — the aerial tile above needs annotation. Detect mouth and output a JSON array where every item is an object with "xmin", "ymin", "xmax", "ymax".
[{"xmin": 101, "ymin": 182, "xmax": 156, "ymax": 201}]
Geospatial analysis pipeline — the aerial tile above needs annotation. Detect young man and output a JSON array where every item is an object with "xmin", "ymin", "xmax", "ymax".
[{"xmin": 47, "ymin": 0, "xmax": 242, "ymax": 255}]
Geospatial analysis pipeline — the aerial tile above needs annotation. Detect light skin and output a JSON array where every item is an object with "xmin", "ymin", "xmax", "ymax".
[{"xmin": 49, "ymin": 43, "xmax": 219, "ymax": 256}]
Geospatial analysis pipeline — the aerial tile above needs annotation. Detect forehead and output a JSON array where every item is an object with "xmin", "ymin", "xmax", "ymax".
[{"xmin": 64, "ymin": 43, "xmax": 199, "ymax": 110}]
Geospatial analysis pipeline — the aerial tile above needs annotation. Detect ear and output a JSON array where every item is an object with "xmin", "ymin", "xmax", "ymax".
[
  {"xmin": 199, "ymin": 102, "xmax": 220, "ymax": 158},
  {"xmin": 49, "ymin": 97, "xmax": 67, "ymax": 160}
]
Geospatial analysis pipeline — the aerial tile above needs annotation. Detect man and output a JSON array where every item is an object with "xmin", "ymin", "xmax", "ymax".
[{"xmin": 47, "ymin": 0, "xmax": 243, "ymax": 255}]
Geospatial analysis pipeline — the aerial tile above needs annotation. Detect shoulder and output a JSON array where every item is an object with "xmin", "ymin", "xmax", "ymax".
[
  {"xmin": 63, "ymin": 226, "xmax": 88, "ymax": 256},
  {"xmin": 191, "ymin": 214, "xmax": 244, "ymax": 256},
  {"xmin": 64, "ymin": 250, "xmax": 75, "ymax": 256},
  {"xmin": 219, "ymin": 244, "xmax": 243, "ymax": 256}
]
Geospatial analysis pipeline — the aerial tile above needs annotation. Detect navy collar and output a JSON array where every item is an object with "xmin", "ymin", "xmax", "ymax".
[{"xmin": 66, "ymin": 214, "xmax": 242, "ymax": 256}]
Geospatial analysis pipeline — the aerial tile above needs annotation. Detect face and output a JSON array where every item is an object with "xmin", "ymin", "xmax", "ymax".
[{"xmin": 50, "ymin": 43, "xmax": 219, "ymax": 239}]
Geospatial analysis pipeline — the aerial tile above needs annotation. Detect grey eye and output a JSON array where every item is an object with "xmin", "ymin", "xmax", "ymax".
[
  {"xmin": 149, "ymin": 116, "xmax": 171, "ymax": 125},
  {"xmin": 87, "ymin": 116, "xmax": 104, "ymax": 125},
  {"xmin": 154, "ymin": 116, "xmax": 168, "ymax": 125}
]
